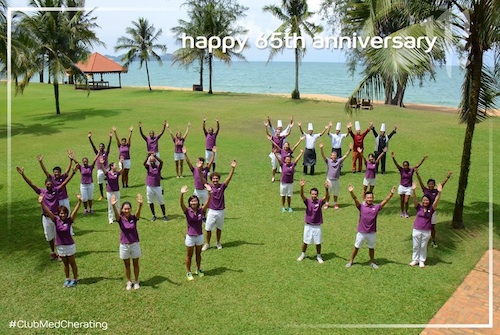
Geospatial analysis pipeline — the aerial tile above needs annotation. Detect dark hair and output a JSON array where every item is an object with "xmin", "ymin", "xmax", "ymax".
[
  {"xmin": 99, "ymin": 142, "xmax": 105, "ymax": 147},
  {"xmin": 421, "ymin": 195, "xmax": 432, "ymax": 216},
  {"xmin": 58, "ymin": 206, "xmax": 69, "ymax": 216},
  {"xmin": 310, "ymin": 187, "xmax": 319, "ymax": 194},
  {"xmin": 121, "ymin": 201, "xmax": 132, "ymax": 210},
  {"xmin": 211, "ymin": 172, "xmax": 221, "ymax": 180},
  {"xmin": 198, "ymin": 157, "xmax": 205, "ymax": 163},
  {"xmin": 53, "ymin": 166, "xmax": 62, "ymax": 173},
  {"xmin": 368, "ymin": 153, "xmax": 375, "ymax": 159},
  {"xmin": 403, "ymin": 160, "xmax": 410, "ymax": 166},
  {"xmin": 45, "ymin": 178, "xmax": 53, "ymax": 184},
  {"xmin": 109, "ymin": 162, "xmax": 116, "ymax": 171},
  {"xmin": 365, "ymin": 191, "xmax": 374, "ymax": 196},
  {"xmin": 121, "ymin": 138, "xmax": 127, "ymax": 142},
  {"xmin": 188, "ymin": 195, "xmax": 200, "ymax": 207},
  {"xmin": 427, "ymin": 179, "xmax": 436, "ymax": 185}
]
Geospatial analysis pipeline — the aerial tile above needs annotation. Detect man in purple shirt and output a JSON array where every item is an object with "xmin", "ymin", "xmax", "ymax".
[
  {"xmin": 183, "ymin": 146, "xmax": 215, "ymax": 206},
  {"xmin": 202, "ymin": 160, "xmax": 237, "ymax": 251},
  {"xmin": 297, "ymin": 179, "xmax": 329, "ymax": 264},
  {"xmin": 203, "ymin": 116, "xmax": 220, "ymax": 172},
  {"xmin": 144, "ymin": 153, "xmax": 167, "ymax": 222},
  {"xmin": 37, "ymin": 151, "xmax": 73, "ymax": 211},
  {"xmin": 345, "ymin": 184, "xmax": 396, "ymax": 269},
  {"xmin": 139, "ymin": 121, "xmax": 167, "ymax": 179},
  {"xmin": 320, "ymin": 142, "xmax": 353, "ymax": 209},
  {"xmin": 17, "ymin": 165, "xmax": 77, "ymax": 260},
  {"xmin": 274, "ymin": 149, "xmax": 304, "ymax": 212},
  {"xmin": 88, "ymin": 131, "xmax": 112, "ymax": 201}
]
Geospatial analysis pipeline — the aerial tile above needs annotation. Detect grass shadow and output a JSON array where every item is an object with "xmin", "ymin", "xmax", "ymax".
[
  {"xmin": 77, "ymin": 250, "xmax": 116, "ymax": 258},
  {"xmin": 204, "ymin": 267, "xmax": 243, "ymax": 277},
  {"xmin": 140, "ymin": 275, "xmax": 181, "ymax": 288},
  {"xmin": 220, "ymin": 240, "xmax": 264, "ymax": 249},
  {"xmin": 78, "ymin": 276, "xmax": 121, "ymax": 285}
]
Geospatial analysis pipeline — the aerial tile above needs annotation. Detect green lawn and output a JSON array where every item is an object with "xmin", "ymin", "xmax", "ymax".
[{"xmin": 1, "ymin": 83, "xmax": 498, "ymax": 335}]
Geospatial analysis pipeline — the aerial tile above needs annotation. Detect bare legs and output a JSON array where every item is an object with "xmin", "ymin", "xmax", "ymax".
[
  {"xmin": 122, "ymin": 168, "xmax": 130, "ymax": 187},
  {"xmin": 175, "ymin": 160, "xmax": 184, "ymax": 178},
  {"xmin": 123, "ymin": 258, "xmax": 140, "ymax": 283}
]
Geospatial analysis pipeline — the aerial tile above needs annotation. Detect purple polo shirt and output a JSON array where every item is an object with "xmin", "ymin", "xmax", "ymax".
[
  {"xmin": 209, "ymin": 183, "xmax": 228, "ymax": 210},
  {"xmin": 147, "ymin": 136, "xmax": 160, "ymax": 153},
  {"xmin": 192, "ymin": 167, "xmax": 205, "ymax": 189},
  {"xmin": 96, "ymin": 150, "xmax": 109, "ymax": 170},
  {"xmin": 79, "ymin": 165, "xmax": 93, "ymax": 184},
  {"xmin": 304, "ymin": 198, "xmax": 324, "ymax": 225},
  {"xmin": 423, "ymin": 187, "xmax": 439, "ymax": 204},
  {"xmin": 38, "ymin": 187, "xmax": 61, "ymax": 216},
  {"xmin": 365, "ymin": 161, "xmax": 377, "ymax": 179},
  {"xmin": 281, "ymin": 148, "xmax": 293, "ymax": 159},
  {"xmin": 326, "ymin": 157, "xmax": 344, "ymax": 180},
  {"xmin": 54, "ymin": 216, "xmax": 74, "ymax": 246},
  {"xmin": 205, "ymin": 133, "xmax": 217, "ymax": 150},
  {"xmin": 185, "ymin": 208, "xmax": 204, "ymax": 236},
  {"xmin": 119, "ymin": 144, "xmax": 130, "ymax": 160},
  {"xmin": 50, "ymin": 173, "xmax": 69, "ymax": 199},
  {"xmin": 413, "ymin": 204, "xmax": 434, "ymax": 231},
  {"xmin": 173, "ymin": 138, "xmax": 185, "ymax": 153},
  {"xmin": 271, "ymin": 135, "xmax": 285, "ymax": 152},
  {"xmin": 118, "ymin": 214, "xmax": 139, "ymax": 244},
  {"xmin": 399, "ymin": 168, "xmax": 415, "ymax": 187},
  {"xmin": 146, "ymin": 164, "xmax": 161, "ymax": 187},
  {"xmin": 281, "ymin": 162, "xmax": 296, "ymax": 184},
  {"xmin": 357, "ymin": 203, "xmax": 382, "ymax": 233},
  {"xmin": 105, "ymin": 170, "xmax": 120, "ymax": 192}
]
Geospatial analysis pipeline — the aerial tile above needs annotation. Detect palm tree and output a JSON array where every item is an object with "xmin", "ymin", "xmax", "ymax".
[
  {"xmin": 18, "ymin": 0, "xmax": 102, "ymax": 114},
  {"xmin": 263, "ymin": 0, "xmax": 323, "ymax": 99},
  {"xmin": 115, "ymin": 17, "xmax": 167, "ymax": 91}
]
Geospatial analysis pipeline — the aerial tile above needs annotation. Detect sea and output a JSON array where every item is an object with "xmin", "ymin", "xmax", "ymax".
[{"xmin": 102, "ymin": 61, "xmax": 464, "ymax": 108}]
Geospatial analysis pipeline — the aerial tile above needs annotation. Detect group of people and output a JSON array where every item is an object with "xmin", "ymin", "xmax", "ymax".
[
  {"xmin": 266, "ymin": 116, "xmax": 452, "ymax": 268},
  {"xmin": 17, "ymin": 117, "xmax": 238, "ymax": 288}
]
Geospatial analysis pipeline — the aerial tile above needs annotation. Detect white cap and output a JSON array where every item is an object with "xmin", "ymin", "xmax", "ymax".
[
  {"xmin": 308, "ymin": 123, "xmax": 313, "ymax": 131},
  {"xmin": 355, "ymin": 121, "xmax": 360, "ymax": 131},
  {"xmin": 336, "ymin": 122, "xmax": 341, "ymax": 131},
  {"xmin": 380, "ymin": 123, "xmax": 386, "ymax": 131},
  {"xmin": 277, "ymin": 119, "xmax": 283, "ymax": 128}
]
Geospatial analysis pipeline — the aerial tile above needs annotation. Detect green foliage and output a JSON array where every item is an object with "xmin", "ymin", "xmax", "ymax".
[{"xmin": 0, "ymin": 83, "xmax": 498, "ymax": 334}]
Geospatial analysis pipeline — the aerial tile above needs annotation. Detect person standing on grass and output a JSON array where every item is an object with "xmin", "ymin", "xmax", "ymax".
[
  {"xmin": 101, "ymin": 157, "xmax": 123, "ymax": 224},
  {"xmin": 17, "ymin": 165, "xmax": 77, "ymax": 261},
  {"xmin": 372, "ymin": 123, "xmax": 397, "ymax": 174},
  {"xmin": 296, "ymin": 179, "xmax": 330, "ymax": 264},
  {"xmin": 345, "ymin": 184, "xmax": 396, "ymax": 269},
  {"xmin": 392, "ymin": 152, "xmax": 427, "ymax": 218},
  {"xmin": 326, "ymin": 121, "xmax": 348, "ymax": 169},
  {"xmin": 348, "ymin": 121, "xmax": 372, "ymax": 173},
  {"xmin": 38, "ymin": 193, "xmax": 82, "ymax": 288},
  {"xmin": 139, "ymin": 120, "xmax": 166, "ymax": 158},
  {"xmin": 166, "ymin": 122, "xmax": 191, "ymax": 178},
  {"xmin": 180, "ymin": 185, "xmax": 212, "ymax": 281},
  {"xmin": 415, "ymin": 169, "xmax": 452, "ymax": 248},
  {"xmin": 358, "ymin": 147, "xmax": 387, "ymax": 199},
  {"xmin": 111, "ymin": 193, "xmax": 143, "ymax": 291},
  {"xmin": 183, "ymin": 146, "xmax": 215, "ymax": 206},
  {"xmin": 410, "ymin": 181, "xmax": 442, "ymax": 268},
  {"xmin": 88, "ymin": 131, "xmax": 112, "ymax": 201},
  {"xmin": 298, "ymin": 122, "xmax": 328, "ymax": 175},
  {"xmin": 112, "ymin": 125, "xmax": 133, "ymax": 188},
  {"xmin": 203, "ymin": 116, "xmax": 219, "ymax": 172},
  {"xmin": 202, "ymin": 160, "xmax": 237, "ymax": 251},
  {"xmin": 269, "ymin": 135, "xmax": 304, "ymax": 160},
  {"xmin": 319, "ymin": 142, "xmax": 353, "ymax": 210},
  {"xmin": 265, "ymin": 118, "xmax": 293, "ymax": 182},
  {"xmin": 274, "ymin": 148, "xmax": 304, "ymax": 213},
  {"xmin": 74, "ymin": 154, "xmax": 98, "ymax": 215},
  {"xmin": 144, "ymin": 153, "xmax": 167, "ymax": 222}
]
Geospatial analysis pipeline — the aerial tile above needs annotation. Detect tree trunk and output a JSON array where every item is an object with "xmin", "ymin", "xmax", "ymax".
[
  {"xmin": 391, "ymin": 75, "xmax": 408, "ymax": 107},
  {"xmin": 208, "ymin": 53, "xmax": 213, "ymax": 94},
  {"xmin": 145, "ymin": 61, "xmax": 151, "ymax": 91},
  {"xmin": 292, "ymin": 47, "xmax": 300, "ymax": 99},
  {"xmin": 53, "ymin": 80, "xmax": 60, "ymax": 115},
  {"xmin": 199, "ymin": 54, "xmax": 204, "ymax": 90},
  {"xmin": 452, "ymin": 25, "xmax": 484, "ymax": 229},
  {"xmin": 39, "ymin": 71, "xmax": 44, "ymax": 83},
  {"xmin": 384, "ymin": 78, "xmax": 393, "ymax": 104}
]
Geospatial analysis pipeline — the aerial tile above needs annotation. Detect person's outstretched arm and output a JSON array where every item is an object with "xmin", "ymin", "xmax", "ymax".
[
  {"xmin": 183, "ymin": 122, "xmax": 191, "ymax": 139},
  {"xmin": 112, "ymin": 126, "xmax": 121, "ymax": 147},
  {"xmin": 88, "ymin": 132, "xmax": 98, "ymax": 154},
  {"xmin": 322, "ymin": 180, "xmax": 330, "ymax": 202},
  {"xmin": 214, "ymin": 117, "xmax": 220, "ymax": 135},
  {"xmin": 135, "ymin": 193, "xmax": 143, "ymax": 219},
  {"xmin": 17, "ymin": 167, "xmax": 40, "ymax": 194},
  {"xmin": 157, "ymin": 120, "xmax": 167, "ymax": 139},
  {"xmin": 294, "ymin": 149, "xmax": 305, "ymax": 165},
  {"xmin": 375, "ymin": 147, "xmax": 387, "ymax": 164},
  {"xmin": 224, "ymin": 160, "xmax": 237, "ymax": 186},
  {"xmin": 111, "ymin": 194, "xmax": 120, "ymax": 222},
  {"xmin": 291, "ymin": 136, "xmax": 305, "ymax": 152},
  {"xmin": 180, "ymin": 185, "xmax": 188, "ymax": 213},
  {"xmin": 341, "ymin": 143, "xmax": 354, "ymax": 160},
  {"xmin": 58, "ymin": 165, "xmax": 78, "ymax": 190},
  {"xmin": 380, "ymin": 186, "xmax": 396, "ymax": 209},
  {"xmin": 415, "ymin": 168, "xmax": 426, "ymax": 190},
  {"xmin": 299, "ymin": 179, "xmax": 307, "ymax": 202},
  {"xmin": 348, "ymin": 184, "xmax": 361, "ymax": 209},
  {"xmin": 412, "ymin": 182, "xmax": 419, "ymax": 209},
  {"xmin": 441, "ymin": 171, "xmax": 452, "ymax": 188},
  {"xmin": 319, "ymin": 143, "xmax": 327, "ymax": 162},
  {"xmin": 432, "ymin": 184, "xmax": 443, "ymax": 210},
  {"xmin": 166, "ymin": 122, "xmax": 175, "ymax": 140},
  {"xmin": 182, "ymin": 147, "xmax": 194, "ymax": 171},
  {"xmin": 38, "ymin": 194, "xmax": 55, "ymax": 221},
  {"xmin": 138, "ymin": 122, "xmax": 147, "ymax": 141},
  {"xmin": 70, "ymin": 194, "xmax": 83, "ymax": 222},
  {"xmin": 414, "ymin": 155, "xmax": 428, "ymax": 169},
  {"xmin": 63, "ymin": 151, "xmax": 73, "ymax": 175},
  {"xmin": 391, "ymin": 152, "xmax": 402, "ymax": 170},
  {"xmin": 37, "ymin": 154, "xmax": 51, "ymax": 178}
]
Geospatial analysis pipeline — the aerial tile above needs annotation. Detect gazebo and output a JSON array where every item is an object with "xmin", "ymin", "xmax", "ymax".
[{"xmin": 74, "ymin": 52, "xmax": 127, "ymax": 90}]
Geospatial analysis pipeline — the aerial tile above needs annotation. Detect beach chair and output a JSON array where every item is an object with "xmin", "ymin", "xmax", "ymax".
[
  {"xmin": 350, "ymin": 97, "xmax": 360, "ymax": 109},
  {"xmin": 361, "ymin": 99, "xmax": 373, "ymax": 110}
]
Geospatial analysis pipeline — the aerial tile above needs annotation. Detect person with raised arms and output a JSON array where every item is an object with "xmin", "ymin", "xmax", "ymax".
[
  {"xmin": 144, "ymin": 153, "xmax": 167, "ymax": 222},
  {"xmin": 203, "ymin": 116, "xmax": 219, "ymax": 172},
  {"xmin": 298, "ymin": 122, "xmax": 328, "ymax": 175},
  {"xmin": 274, "ymin": 148, "xmax": 304, "ymax": 212},
  {"xmin": 166, "ymin": 122, "xmax": 191, "ymax": 178},
  {"xmin": 100, "ymin": 157, "xmax": 123, "ymax": 224},
  {"xmin": 319, "ymin": 142, "xmax": 353, "ymax": 209},
  {"xmin": 88, "ymin": 131, "xmax": 112, "ymax": 201},
  {"xmin": 265, "ymin": 117, "xmax": 293, "ymax": 182},
  {"xmin": 112, "ymin": 125, "xmax": 133, "ymax": 188},
  {"xmin": 358, "ymin": 146, "xmax": 387, "ymax": 198},
  {"xmin": 183, "ymin": 146, "xmax": 215, "ymax": 206},
  {"xmin": 73, "ymin": 154, "xmax": 98, "ymax": 215}
]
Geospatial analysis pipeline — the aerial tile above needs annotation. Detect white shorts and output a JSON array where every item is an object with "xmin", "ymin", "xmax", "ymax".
[
  {"xmin": 97, "ymin": 169, "xmax": 105, "ymax": 184},
  {"xmin": 185, "ymin": 234, "xmax": 204, "ymax": 247},
  {"xmin": 59, "ymin": 198, "xmax": 70, "ymax": 211},
  {"xmin": 80, "ymin": 183, "xmax": 94, "ymax": 202},
  {"xmin": 303, "ymin": 224, "xmax": 322, "ymax": 245},
  {"xmin": 174, "ymin": 152, "xmax": 185, "ymax": 161},
  {"xmin": 119, "ymin": 159, "xmax": 131, "ymax": 169},
  {"xmin": 120, "ymin": 242, "xmax": 142, "ymax": 259},
  {"xmin": 205, "ymin": 209, "xmax": 225, "ymax": 231},
  {"xmin": 42, "ymin": 215, "xmax": 56, "ymax": 241},
  {"xmin": 269, "ymin": 152, "xmax": 279, "ymax": 169},
  {"xmin": 431, "ymin": 211, "xmax": 437, "ymax": 225},
  {"xmin": 146, "ymin": 186, "xmax": 164, "ymax": 205},
  {"xmin": 205, "ymin": 150, "xmax": 216, "ymax": 163},
  {"xmin": 363, "ymin": 178, "xmax": 376, "ymax": 186},
  {"xmin": 194, "ymin": 188, "xmax": 208, "ymax": 205},
  {"xmin": 354, "ymin": 232, "xmax": 376, "ymax": 249},
  {"xmin": 327, "ymin": 178, "xmax": 340, "ymax": 196},
  {"xmin": 280, "ymin": 183, "xmax": 293, "ymax": 197},
  {"xmin": 57, "ymin": 244, "xmax": 76, "ymax": 257},
  {"xmin": 398, "ymin": 185, "xmax": 412, "ymax": 196}
]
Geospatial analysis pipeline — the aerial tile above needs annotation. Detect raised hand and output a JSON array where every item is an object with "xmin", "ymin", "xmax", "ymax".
[
  {"xmin": 129, "ymin": 125, "xmax": 134, "ymax": 132},
  {"xmin": 324, "ymin": 180, "xmax": 330, "ymax": 189},
  {"xmin": 109, "ymin": 131, "xmax": 113, "ymax": 137},
  {"xmin": 348, "ymin": 184, "xmax": 354, "ymax": 192},
  {"xmin": 230, "ymin": 160, "xmax": 237, "ymax": 168},
  {"xmin": 205, "ymin": 184, "xmax": 212, "ymax": 192},
  {"xmin": 437, "ymin": 183, "xmax": 443, "ymax": 192},
  {"xmin": 112, "ymin": 126, "xmax": 117, "ymax": 132},
  {"xmin": 99, "ymin": 157, "xmax": 105, "ymax": 164},
  {"xmin": 212, "ymin": 146, "xmax": 217, "ymax": 153},
  {"xmin": 181, "ymin": 185, "xmax": 188, "ymax": 194},
  {"xmin": 382, "ymin": 147, "xmax": 388, "ymax": 153},
  {"xmin": 357, "ymin": 147, "xmax": 363, "ymax": 153},
  {"xmin": 68, "ymin": 150, "xmax": 74, "ymax": 160},
  {"xmin": 37, "ymin": 154, "xmax": 43, "ymax": 162},
  {"xmin": 187, "ymin": 122, "xmax": 191, "ymax": 127},
  {"xmin": 391, "ymin": 151, "xmax": 395, "ymax": 158},
  {"xmin": 182, "ymin": 146, "xmax": 187, "ymax": 154},
  {"xmin": 390, "ymin": 186, "xmax": 396, "ymax": 194},
  {"xmin": 38, "ymin": 193, "xmax": 44, "ymax": 203},
  {"xmin": 137, "ymin": 194, "xmax": 143, "ymax": 204},
  {"xmin": 16, "ymin": 166, "xmax": 24, "ymax": 174},
  {"xmin": 299, "ymin": 179, "xmax": 306, "ymax": 187},
  {"xmin": 138, "ymin": 121, "xmax": 143, "ymax": 127},
  {"xmin": 111, "ymin": 194, "xmax": 117, "ymax": 206},
  {"xmin": 88, "ymin": 131, "xmax": 92, "ymax": 138},
  {"xmin": 203, "ymin": 116, "xmax": 207, "ymax": 122},
  {"xmin": 75, "ymin": 194, "xmax": 82, "ymax": 202},
  {"xmin": 319, "ymin": 142, "xmax": 324, "ymax": 148},
  {"xmin": 412, "ymin": 181, "xmax": 417, "ymax": 190}
]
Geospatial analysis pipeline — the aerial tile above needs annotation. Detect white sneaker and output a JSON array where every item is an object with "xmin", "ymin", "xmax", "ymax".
[
  {"xmin": 371, "ymin": 263, "xmax": 379, "ymax": 269},
  {"xmin": 345, "ymin": 261, "xmax": 352, "ymax": 268},
  {"xmin": 133, "ymin": 282, "xmax": 140, "ymax": 290},
  {"xmin": 317, "ymin": 256, "xmax": 324, "ymax": 264},
  {"xmin": 409, "ymin": 261, "xmax": 418, "ymax": 267},
  {"xmin": 216, "ymin": 243, "xmax": 222, "ymax": 250},
  {"xmin": 297, "ymin": 254, "xmax": 305, "ymax": 261},
  {"xmin": 202, "ymin": 243, "xmax": 210, "ymax": 251},
  {"xmin": 126, "ymin": 281, "xmax": 132, "ymax": 291},
  {"xmin": 419, "ymin": 261, "xmax": 425, "ymax": 268}
]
